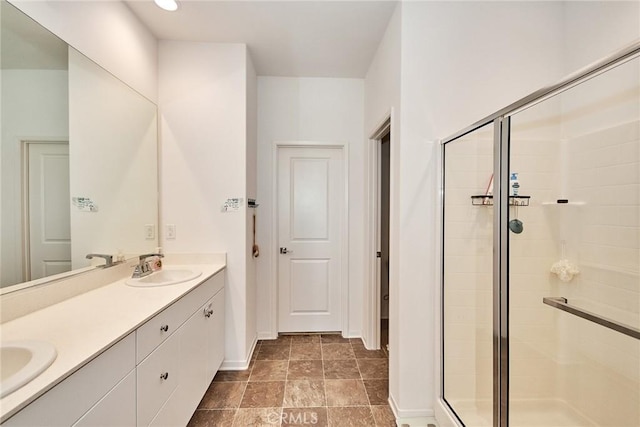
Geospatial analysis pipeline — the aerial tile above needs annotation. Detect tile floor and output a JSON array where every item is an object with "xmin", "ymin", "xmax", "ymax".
[{"xmin": 188, "ymin": 334, "xmax": 396, "ymax": 426}]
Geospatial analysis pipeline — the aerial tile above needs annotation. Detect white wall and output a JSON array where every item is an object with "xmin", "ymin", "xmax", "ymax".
[
  {"xmin": 245, "ymin": 51, "xmax": 258, "ymax": 356},
  {"xmin": 256, "ymin": 76, "xmax": 365, "ymax": 338},
  {"xmin": 364, "ymin": 1, "xmax": 568, "ymax": 421},
  {"xmin": 8, "ymin": 0, "xmax": 157, "ymax": 102},
  {"xmin": 0, "ymin": 70, "xmax": 68, "ymax": 286},
  {"xmin": 362, "ymin": 0, "xmax": 402, "ymax": 414},
  {"xmin": 159, "ymin": 41, "xmax": 256, "ymax": 368}
]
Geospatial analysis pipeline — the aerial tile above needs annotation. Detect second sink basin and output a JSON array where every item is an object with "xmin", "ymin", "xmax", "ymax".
[
  {"xmin": 1, "ymin": 340, "xmax": 57, "ymax": 398},
  {"xmin": 125, "ymin": 268, "xmax": 202, "ymax": 287}
]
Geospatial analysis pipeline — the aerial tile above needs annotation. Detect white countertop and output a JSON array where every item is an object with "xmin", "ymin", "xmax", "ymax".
[{"xmin": 0, "ymin": 261, "xmax": 226, "ymax": 422}]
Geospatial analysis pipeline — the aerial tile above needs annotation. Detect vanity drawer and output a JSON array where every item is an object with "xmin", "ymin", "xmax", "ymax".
[
  {"xmin": 136, "ymin": 270, "xmax": 224, "ymax": 363},
  {"xmin": 4, "ymin": 333, "xmax": 135, "ymax": 426},
  {"xmin": 136, "ymin": 332, "xmax": 180, "ymax": 427}
]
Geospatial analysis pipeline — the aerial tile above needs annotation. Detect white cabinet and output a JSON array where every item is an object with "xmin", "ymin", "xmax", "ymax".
[
  {"xmin": 4, "ymin": 333, "xmax": 136, "ymax": 427},
  {"xmin": 137, "ymin": 332, "xmax": 180, "ymax": 427},
  {"xmin": 2, "ymin": 269, "xmax": 225, "ymax": 427},
  {"xmin": 73, "ymin": 370, "xmax": 136, "ymax": 427},
  {"xmin": 137, "ymin": 271, "xmax": 225, "ymax": 427}
]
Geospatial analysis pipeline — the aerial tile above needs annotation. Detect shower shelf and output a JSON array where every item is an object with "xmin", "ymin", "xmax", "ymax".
[{"xmin": 471, "ymin": 195, "xmax": 530, "ymax": 206}]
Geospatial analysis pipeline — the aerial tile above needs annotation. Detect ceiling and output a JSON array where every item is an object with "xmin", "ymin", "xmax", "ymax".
[{"xmin": 125, "ymin": 0, "xmax": 398, "ymax": 78}]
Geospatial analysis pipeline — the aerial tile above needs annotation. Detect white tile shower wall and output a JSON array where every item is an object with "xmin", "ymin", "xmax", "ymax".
[
  {"xmin": 561, "ymin": 120, "xmax": 640, "ymax": 426},
  {"xmin": 508, "ymin": 136, "xmax": 561, "ymax": 401}
]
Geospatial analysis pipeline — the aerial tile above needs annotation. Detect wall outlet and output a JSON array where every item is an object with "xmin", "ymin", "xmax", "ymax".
[
  {"xmin": 166, "ymin": 224, "xmax": 176, "ymax": 240},
  {"xmin": 144, "ymin": 224, "xmax": 155, "ymax": 240}
]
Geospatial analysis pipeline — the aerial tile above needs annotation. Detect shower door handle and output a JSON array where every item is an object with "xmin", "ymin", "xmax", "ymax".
[{"xmin": 543, "ymin": 297, "xmax": 640, "ymax": 340}]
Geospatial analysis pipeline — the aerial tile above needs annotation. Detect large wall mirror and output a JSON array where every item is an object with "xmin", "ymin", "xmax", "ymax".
[{"xmin": 0, "ymin": 0, "xmax": 158, "ymax": 291}]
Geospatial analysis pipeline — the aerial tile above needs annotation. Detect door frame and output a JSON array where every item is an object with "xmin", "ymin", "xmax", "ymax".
[
  {"xmin": 271, "ymin": 141, "xmax": 349, "ymax": 336},
  {"xmin": 21, "ymin": 138, "xmax": 69, "ymax": 281},
  {"xmin": 363, "ymin": 112, "xmax": 393, "ymax": 350}
]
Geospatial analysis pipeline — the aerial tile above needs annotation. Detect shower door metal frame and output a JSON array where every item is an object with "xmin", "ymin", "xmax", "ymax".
[{"xmin": 440, "ymin": 39, "xmax": 640, "ymax": 427}]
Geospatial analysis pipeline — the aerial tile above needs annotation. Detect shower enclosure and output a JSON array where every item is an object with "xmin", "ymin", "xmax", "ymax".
[{"xmin": 441, "ymin": 42, "xmax": 640, "ymax": 426}]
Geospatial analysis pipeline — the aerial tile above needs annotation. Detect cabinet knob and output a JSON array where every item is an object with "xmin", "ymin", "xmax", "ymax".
[
  {"xmin": 160, "ymin": 325, "xmax": 169, "ymax": 332},
  {"xmin": 160, "ymin": 372, "xmax": 169, "ymax": 381},
  {"xmin": 204, "ymin": 304, "xmax": 214, "ymax": 318}
]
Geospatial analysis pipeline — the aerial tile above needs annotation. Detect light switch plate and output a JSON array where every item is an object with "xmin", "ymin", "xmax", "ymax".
[
  {"xmin": 144, "ymin": 224, "xmax": 155, "ymax": 239},
  {"xmin": 166, "ymin": 224, "xmax": 176, "ymax": 240}
]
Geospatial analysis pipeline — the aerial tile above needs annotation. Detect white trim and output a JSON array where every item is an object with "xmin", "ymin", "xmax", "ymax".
[
  {"xmin": 389, "ymin": 394, "xmax": 437, "ymax": 426},
  {"xmin": 270, "ymin": 141, "xmax": 349, "ymax": 337},
  {"xmin": 220, "ymin": 335, "xmax": 258, "ymax": 371},
  {"xmin": 363, "ymin": 110, "xmax": 393, "ymax": 350}
]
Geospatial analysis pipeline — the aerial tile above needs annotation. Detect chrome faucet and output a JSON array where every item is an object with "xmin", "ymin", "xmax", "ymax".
[
  {"xmin": 86, "ymin": 253, "xmax": 114, "ymax": 267},
  {"xmin": 132, "ymin": 253, "xmax": 164, "ymax": 278}
]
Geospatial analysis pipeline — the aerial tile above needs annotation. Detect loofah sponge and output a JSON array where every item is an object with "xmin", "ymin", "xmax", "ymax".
[{"xmin": 550, "ymin": 259, "xmax": 580, "ymax": 282}]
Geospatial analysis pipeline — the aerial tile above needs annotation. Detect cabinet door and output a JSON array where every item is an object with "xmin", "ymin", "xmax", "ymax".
[
  {"xmin": 206, "ymin": 288, "xmax": 225, "ymax": 380},
  {"xmin": 4, "ymin": 333, "xmax": 135, "ymax": 427},
  {"xmin": 137, "ymin": 332, "xmax": 180, "ymax": 427},
  {"xmin": 73, "ymin": 370, "xmax": 136, "ymax": 427},
  {"xmin": 177, "ymin": 303, "xmax": 208, "ymax": 419}
]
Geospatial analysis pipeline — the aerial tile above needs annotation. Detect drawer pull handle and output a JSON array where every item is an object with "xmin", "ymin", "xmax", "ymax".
[
  {"xmin": 204, "ymin": 309, "xmax": 214, "ymax": 318},
  {"xmin": 160, "ymin": 372, "xmax": 169, "ymax": 381},
  {"xmin": 160, "ymin": 325, "xmax": 169, "ymax": 332}
]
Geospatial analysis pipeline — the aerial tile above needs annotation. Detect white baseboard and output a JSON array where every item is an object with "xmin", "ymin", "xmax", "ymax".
[
  {"xmin": 257, "ymin": 331, "xmax": 277, "ymax": 340},
  {"xmin": 219, "ymin": 336, "xmax": 258, "ymax": 371},
  {"xmin": 389, "ymin": 394, "xmax": 437, "ymax": 426}
]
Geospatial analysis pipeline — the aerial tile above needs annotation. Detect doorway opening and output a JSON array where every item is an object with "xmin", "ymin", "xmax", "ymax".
[
  {"xmin": 379, "ymin": 131, "xmax": 390, "ymax": 353},
  {"xmin": 365, "ymin": 115, "xmax": 391, "ymax": 351}
]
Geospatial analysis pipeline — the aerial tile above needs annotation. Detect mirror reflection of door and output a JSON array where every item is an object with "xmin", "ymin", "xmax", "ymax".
[{"xmin": 24, "ymin": 141, "xmax": 72, "ymax": 280}]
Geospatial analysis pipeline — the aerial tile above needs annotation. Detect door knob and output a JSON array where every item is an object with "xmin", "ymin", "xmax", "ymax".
[{"xmin": 279, "ymin": 247, "xmax": 293, "ymax": 254}]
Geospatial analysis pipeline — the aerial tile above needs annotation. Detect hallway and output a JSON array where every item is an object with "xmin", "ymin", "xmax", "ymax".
[{"xmin": 188, "ymin": 334, "xmax": 395, "ymax": 426}]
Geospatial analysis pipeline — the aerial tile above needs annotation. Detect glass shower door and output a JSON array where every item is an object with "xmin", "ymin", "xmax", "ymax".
[
  {"xmin": 508, "ymin": 54, "xmax": 640, "ymax": 427},
  {"xmin": 442, "ymin": 122, "xmax": 495, "ymax": 426}
]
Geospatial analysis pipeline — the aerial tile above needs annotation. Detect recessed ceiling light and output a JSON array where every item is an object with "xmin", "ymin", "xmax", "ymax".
[{"xmin": 154, "ymin": 0, "xmax": 178, "ymax": 12}]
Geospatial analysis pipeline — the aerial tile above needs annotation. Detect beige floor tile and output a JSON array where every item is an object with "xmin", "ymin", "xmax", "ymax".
[
  {"xmin": 240, "ymin": 381, "xmax": 285, "ymax": 408},
  {"xmin": 323, "ymin": 359, "xmax": 361, "ymax": 379},
  {"xmin": 327, "ymin": 407, "xmax": 376, "ymax": 427},
  {"xmin": 250, "ymin": 360, "xmax": 289, "ymax": 381},
  {"xmin": 322, "ymin": 343, "xmax": 355, "ymax": 360},
  {"xmin": 257, "ymin": 344, "xmax": 291, "ymax": 360},
  {"xmin": 363, "ymin": 379, "xmax": 388, "ymax": 405},
  {"xmin": 357, "ymin": 358, "xmax": 389, "ymax": 379},
  {"xmin": 281, "ymin": 407, "xmax": 328, "ymax": 427},
  {"xmin": 214, "ymin": 369, "xmax": 252, "ymax": 382},
  {"xmin": 187, "ymin": 409, "xmax": 236, "ymax": 427},
  {"xmin": 370, "ymin": 405, "xmax": 397, "ymax": 426},
  {"xmin": 283, "ymin": 380, "xmax": 326, "ymax": 407},
  {"xmin": 259, "ymin": 336, "xmax": 292, "ymax": 346},
  {"xmin": 289, "ymin": 335, "xmax": 321, "ymax": 344},
  {"xmin": 232, "ymin": 408, "xmax": 281, "ymax": 426},
  {"xmin": 324, "ymin": 379, "xmax": 369, "ymax": 406},
  {"xmin": 198, "ymin": 381, "xmax": 247, "ymax": 409},
  {"xmin": 287, "ymin": 360, "xmax": 324, "ymax": 379},
  {"xmin": 290, "ymin": 343, "xmax": 322, "ymax": 360}
]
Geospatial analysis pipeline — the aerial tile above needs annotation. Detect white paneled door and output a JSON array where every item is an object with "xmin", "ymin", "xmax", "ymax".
[
  {"xmin": 277, "ymin": 146, "xmax": 344, "ymax": 332},
  {"xmin": 27, "ymin": 142, "xmax": 71, "ymax": 280}
]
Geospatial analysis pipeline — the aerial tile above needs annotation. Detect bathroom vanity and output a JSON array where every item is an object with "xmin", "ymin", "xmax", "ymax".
[{"xmin": 0, "ymin": 257, "xmax": 226, "ymax": 426}]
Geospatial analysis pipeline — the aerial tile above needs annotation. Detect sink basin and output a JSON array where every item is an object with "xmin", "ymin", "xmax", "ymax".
[
  {"xmin": 1, "ymin": 341, "xmax": 57, "ymax": 398},
  {"xmin": 125, "ymin": 268, "xmax": 202, "ymax": 287}
]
